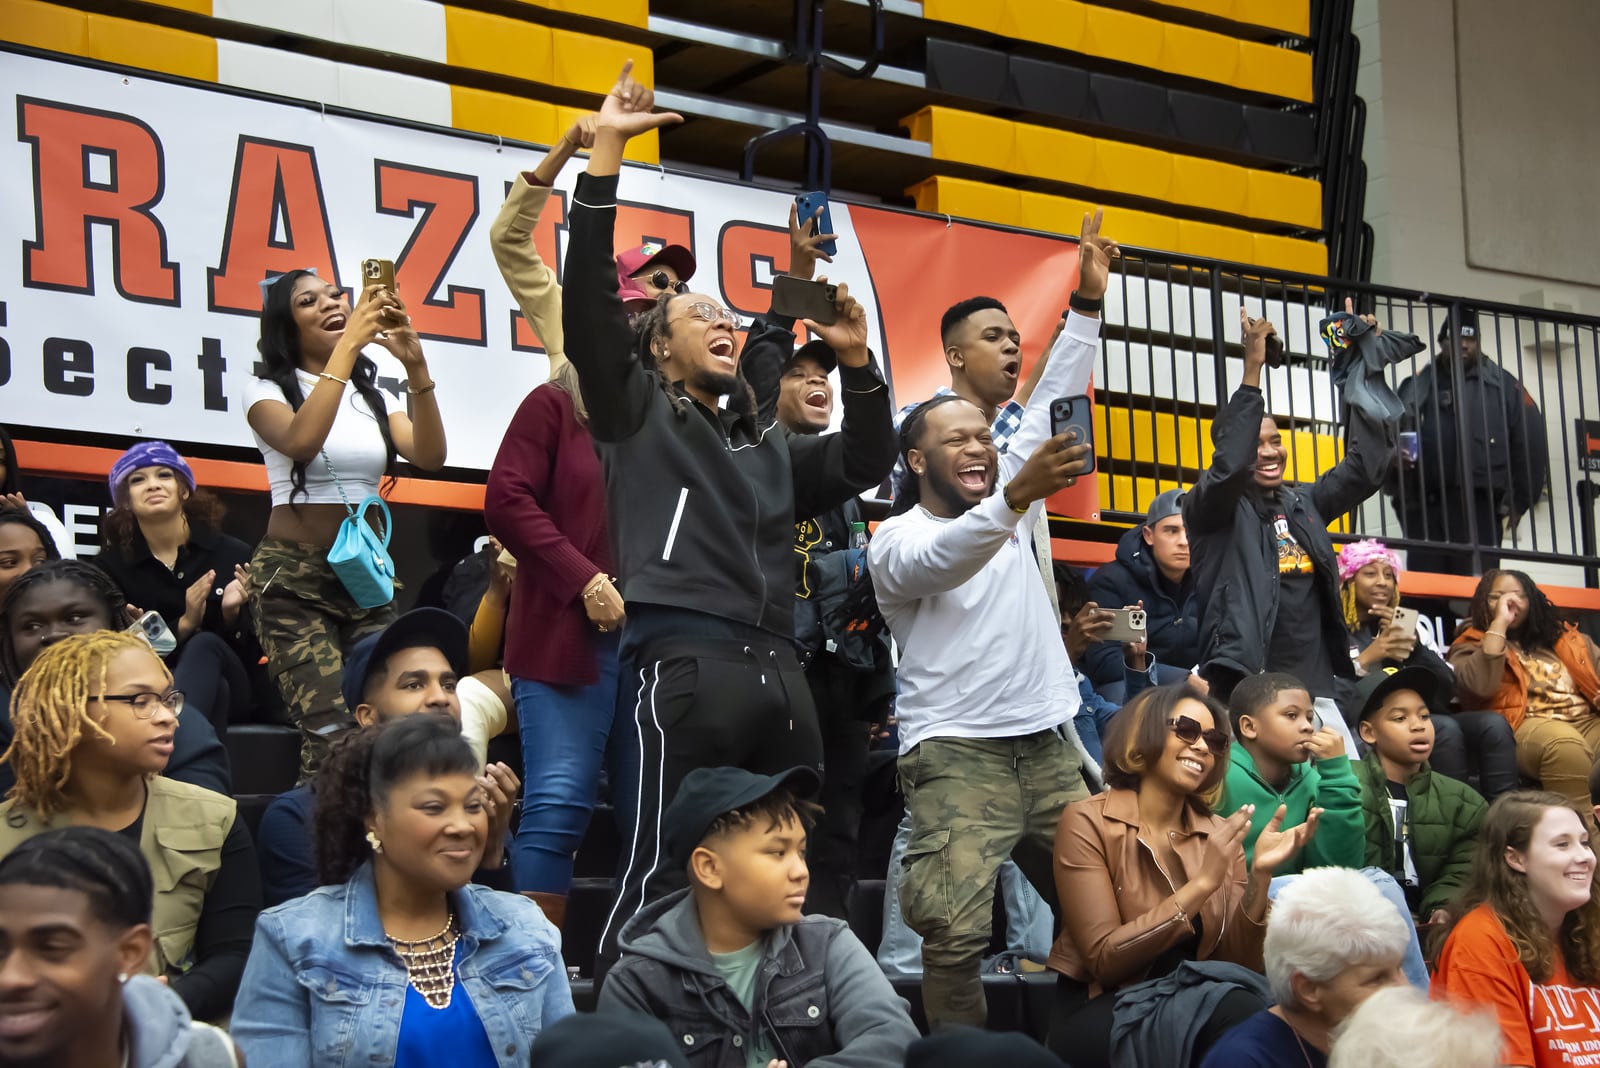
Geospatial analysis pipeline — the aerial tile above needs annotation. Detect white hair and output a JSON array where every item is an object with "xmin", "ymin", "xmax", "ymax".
[
  {"xmin": 1265, "ymin": 867, "xmax": 1411, "ymax": 1007},
  {"xmin": 1328, "ymin": 986, "xmax": 1502, "ymax": 1068}
]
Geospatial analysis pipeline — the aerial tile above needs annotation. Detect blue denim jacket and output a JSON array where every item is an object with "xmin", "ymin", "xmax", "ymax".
[{"xmin": 231, "ymin": 863, "xmax": 573, "ymax": 1067}]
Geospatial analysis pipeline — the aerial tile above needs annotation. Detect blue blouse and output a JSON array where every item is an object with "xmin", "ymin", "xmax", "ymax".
[{"xmin": 393, "ymin": 964, "xmax": 499, "ymax": 1068}]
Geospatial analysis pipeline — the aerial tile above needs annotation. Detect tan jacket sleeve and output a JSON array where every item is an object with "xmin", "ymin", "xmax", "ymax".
[
  {"xmin": 1213, "ymin": 851, "xmax": 1266, "ymax": 973},
  {"xmin": 1055, "ymin": 804, "xmax": 1196, "ymax": 990},
  {"xmin": 1448, "ymin": 635, "xmax": 1507, "ymax": 701},
  {"xmin": 490, "ymin": 173, "xmax": 565, "ymax": 378}
]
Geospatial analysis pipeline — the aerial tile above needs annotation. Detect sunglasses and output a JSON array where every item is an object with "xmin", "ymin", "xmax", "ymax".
[
  {"xmin": 1169, "ymin": 715, "xmax": 1228, "ymax": 753},
  {"xmin": 645, "ymin": 270, "xmax": 689, "ymax": 295}
]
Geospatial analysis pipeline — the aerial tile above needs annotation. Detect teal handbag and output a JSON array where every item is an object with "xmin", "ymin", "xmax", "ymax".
[{"xmin": 322, "ymin": 453, "xmax": 395, "ymax": 609}]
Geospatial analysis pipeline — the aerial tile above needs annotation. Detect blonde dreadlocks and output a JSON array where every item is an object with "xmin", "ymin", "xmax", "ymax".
[{"xmin": 2, "ymin": 631, "xmax": 169, "ymax": 821}]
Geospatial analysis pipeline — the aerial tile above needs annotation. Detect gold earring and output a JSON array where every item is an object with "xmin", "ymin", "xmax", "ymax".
[{"xmin": 365, "ymin": 830, "xmax": 383, "ymax": 854}]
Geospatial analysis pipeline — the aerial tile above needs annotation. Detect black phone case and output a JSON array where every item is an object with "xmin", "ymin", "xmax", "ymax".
[
  {"xmin": 771, "ymin": 275, "xmax": 839, "ymax": 324},
  {"xmin": 1048, "ymin": 395, "xmax": 1097, "ymax": 474}
]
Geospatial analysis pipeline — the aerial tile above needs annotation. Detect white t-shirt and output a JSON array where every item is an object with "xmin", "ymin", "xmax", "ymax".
[
  {"xmin": 869, "ymin": 311, "xmax": 1101, "ymax": 753},
  {"xmin": 242, "ymin": 360, "xmax": 395, "ymax": 506}
]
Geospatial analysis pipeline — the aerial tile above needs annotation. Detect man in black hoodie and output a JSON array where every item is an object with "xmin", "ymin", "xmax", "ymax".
[{"xmin": 566, "ymin": 63, "xmax": 898, "ymax": 971}]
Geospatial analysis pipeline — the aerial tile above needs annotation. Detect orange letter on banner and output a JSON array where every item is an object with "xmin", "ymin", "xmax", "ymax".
[
  {"xmin": 19, "ymin": 99, "xmax": 179, "ymax": 305},
  {"xmin": 717, "ymin": 222, "xmax": 804, "ymax": 341},
  {"xmin": 510, "ymin": 190, "xmax": 566, "ymax": 352},
  {"xmin": 613, "ymin": 202, "xmax": 694, "ymax": 273},
  {"xmin": 375, "ymin": 162, "xmax": 485, "ymax": 345},
  {"xmin": 208, "ymin": 138, "xmax": 341, "ymax": 314}
]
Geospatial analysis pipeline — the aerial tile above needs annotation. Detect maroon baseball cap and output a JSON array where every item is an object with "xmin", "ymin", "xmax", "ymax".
[{"xmin": 616, "ymin": 241, "xmax": 696, "ymax": 304}]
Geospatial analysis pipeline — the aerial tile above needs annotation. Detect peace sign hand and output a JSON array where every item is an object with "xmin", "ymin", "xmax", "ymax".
[{"xmin": 1077, "ymin": 208, "xmax": 1121, "ymax": 302}]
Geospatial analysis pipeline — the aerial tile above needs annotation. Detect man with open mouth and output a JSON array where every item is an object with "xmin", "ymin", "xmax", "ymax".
[
  {"xmin": 1185, "ymin": 302, "xmax": 1398, "ymax": 750},
  {"xmin": 867, "ymin": 211, "xmax": 1115, "ymax": 1032}
]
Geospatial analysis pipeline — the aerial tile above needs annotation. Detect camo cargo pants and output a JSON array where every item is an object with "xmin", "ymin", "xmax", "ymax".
[
  {"xmin": 897, "ymin": 727, "xmax": 1088, "ymax": 1031},
  {"xmin": 248, "ymin": 537, "xmax": 395, "ymax": 780}
]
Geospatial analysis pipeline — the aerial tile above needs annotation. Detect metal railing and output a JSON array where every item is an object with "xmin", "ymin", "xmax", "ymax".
[{"xmin": 1096, "ymin": 249, "xmax": 1600, "ymax": 587}]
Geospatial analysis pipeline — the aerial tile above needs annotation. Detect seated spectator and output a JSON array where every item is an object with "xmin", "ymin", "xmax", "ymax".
[
  {"xmin": 599, "ymin": 766, "xmax": 919, "ymax": 1063},
  {"xmin": 0, "ymin": 504, "xmax": 56, "ymax": 605},
  {"xmin": 1047, "ymin": 684, "xmax": 1318, "ymax": 1068},
  {"xmin": 1057, "ymin": 563, "xmax": 1157, "ymax": 767},
  {"xmin": 1432, "ymin": 791, "xmax": 1600, "ymax": 1066},
  {"xmin": 0, "ymin": 560, "xmax": 228, "ymax": 797},
  {"xmin": 1328, "ymin": 986, "xmax": 1503, "ymax": 1068},
  {"xmin": 1198, "ymin": 866, "xmax": 1409, "ymax": 1067},
  {"xmin": 0, "ymin": 826, "xmax": 242, "ymax": 1067},
  {"xmin": 1337, "ymin": 538, "xmax": 1517, "ymax": 798},
  {"xmin": 233, "ymin": 714, "xmax": 572, "ymax": 1066},
  {"xmin": 0, "ymin": 632, "xmax": 260, "ymax": 1022},
  {"xmin": 255, "ymin": 608, "xmax": 519, "ymax": 907},
  {"xmin": 1083, "ymin": 488, "xmax": 1200, "ymax": 697},
  {"xmin": 94, "ymin": 441, "xmax": 258, "ymax": 734},
  {"xmin": 1350, "ymin": 666, "xmax": 1486, "ymax": 925},
  {"xmin": 1449, "ymin": 569, "xmax": 1600, "ymax": 813}
]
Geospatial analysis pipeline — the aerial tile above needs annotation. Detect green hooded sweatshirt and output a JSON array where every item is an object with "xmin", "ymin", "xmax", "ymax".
[{"xmin": 1218, "ymin": 743, "xmax": 1365, "ymax": 874}]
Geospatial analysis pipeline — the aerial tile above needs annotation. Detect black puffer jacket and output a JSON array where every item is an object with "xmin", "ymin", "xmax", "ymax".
[
  {"xmin": 1184, "ymin": 385, "xmax": 1394, "ymax": 694},
  {"xmin": 1083, "ymin": 524, "xmax": 1201, "ymax": 687}
]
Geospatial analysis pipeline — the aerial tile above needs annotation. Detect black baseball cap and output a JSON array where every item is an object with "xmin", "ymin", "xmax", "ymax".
[
  {"xmin": 1349, "ymin": 664, "xmax": 1440, "ymax": 726},
  {"xmin": 662, "ymin": 765, "xmax": 821, "ymax": 865},
  {"xmin": 340, "ymin": 608, "xmax": 469, "ymax": 712},
  {"xmin": 1438, "ymin": 308, "xmax": 1479, "ymax": 342},
  {"xmin": 527, "ymin": 1010, "xmax": 688, "ymax": 1068},
  {"xmin": 905, "ymin": 1027, "xmax": 1068, "ymax": 1068},
  {"xmin": 783, "ymin": 338, "xmax": 837, "ymax": 374}
]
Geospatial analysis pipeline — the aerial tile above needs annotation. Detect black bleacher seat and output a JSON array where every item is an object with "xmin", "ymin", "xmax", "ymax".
[
  {"xmin": 1088, "ymin": 72, "xmax": 1171, "ymax": 139},
  {"xmin": 234, "ymin": 792, "xmax": 275, "ymax": 844},
  {"xmin": 573, "ymin": 803, "xmax": 624, "ymax": 879},
  {"xmin": 926, "ymin": 38, "xmax": 1010, "ymax": 101},
  {"xmin": 1168, "ymin": 88, "xmax": 1249, "ymax": 153},
  {"xmin": 226, "ymin": 724, "xmax": 301, "ymax": 797},
  {"xmin": 848, "ymin": 878, "xmax": 886, "ymax": 957},
  {"xmin": 1005, "ymin": 54, "xmax": 1092, "ymax": 117},
  {"xmin": 1244, "ymin": 104, "xmax": 1317, "ymax": 165},
  {"xmin": 565, "ymin": 876, "xmax": 614, "ymax": 978}
]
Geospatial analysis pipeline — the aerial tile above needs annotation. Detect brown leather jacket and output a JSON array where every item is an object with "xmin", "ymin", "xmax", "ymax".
[{"xmin": 1048, "ymin": 788, "xmax": 1265, "ymax": 995}]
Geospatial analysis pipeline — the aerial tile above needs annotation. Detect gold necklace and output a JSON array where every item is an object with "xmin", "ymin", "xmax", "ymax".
[{"xmin": 387, "ymin": 913, "xmax": 459, "ymax": 1009}]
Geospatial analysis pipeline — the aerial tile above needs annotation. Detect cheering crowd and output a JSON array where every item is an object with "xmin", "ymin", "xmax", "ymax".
[{"xmin": 0, "ymin": 60, "xmax": 1596, "ymax": 1068}]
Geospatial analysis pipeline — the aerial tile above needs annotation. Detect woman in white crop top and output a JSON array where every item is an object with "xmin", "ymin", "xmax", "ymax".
[{"xmin": 244, "ymin": 269, "xmax": 446, "ymax": 776}]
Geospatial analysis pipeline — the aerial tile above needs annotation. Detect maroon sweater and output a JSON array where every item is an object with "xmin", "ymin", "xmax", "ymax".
[{"xmin": 485, "ymin": 384, "xmax": 613, "ymax": 686}]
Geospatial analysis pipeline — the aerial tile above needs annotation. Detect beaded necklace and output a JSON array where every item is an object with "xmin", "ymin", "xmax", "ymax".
[{"xmin": 387, "ymin": 913, "xmax": 459, "ymax": 1009}]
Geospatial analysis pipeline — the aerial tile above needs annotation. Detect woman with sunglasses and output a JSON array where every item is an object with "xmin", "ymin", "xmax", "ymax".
[
  {"xmin": 0, "ymin": 631, "xmax": 261, "ymax": 1023},
  {"xmin": 246, "ymin": 267, "xmax": 446, "ymax": 779},
  {"xmin": 1047, "ymin": 684, "xmax": 1320, "ymax": 1067}
]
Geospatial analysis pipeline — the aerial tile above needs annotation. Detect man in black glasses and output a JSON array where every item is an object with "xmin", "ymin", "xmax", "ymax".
[{"xmin": 564, "ymin": 63, "xmax": 897, "ymax": 978}]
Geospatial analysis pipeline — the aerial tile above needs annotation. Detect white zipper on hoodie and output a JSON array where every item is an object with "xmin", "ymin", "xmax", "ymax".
[{"xmin": 662, "ymin": 488, "xmax": 688, "ymax": 561}]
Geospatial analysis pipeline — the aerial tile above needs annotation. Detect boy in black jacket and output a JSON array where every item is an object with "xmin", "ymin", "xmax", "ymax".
[
  {"xmin": 600, "ymin": 766, "xmax": 919, "ymax": 1066},
  {"xmin": 564, "ymin": 63, "xmax": 898, "ymax": 969}
]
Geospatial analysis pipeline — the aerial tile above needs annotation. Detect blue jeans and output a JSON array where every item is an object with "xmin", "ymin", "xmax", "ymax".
[
  {"xmin": 510, "ymin": 635, "xmax": 634, "ymax": 894},
  {"xmin": 1268, "ymin": 867, "xmax": 1430, "ymax": 990},
  {"xmin": 877, "ymin": 813, "xmax": 1054, "ymax": 976}
]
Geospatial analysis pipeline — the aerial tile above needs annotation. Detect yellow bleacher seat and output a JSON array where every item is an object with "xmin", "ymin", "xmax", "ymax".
[
  {"xmin": 909, "ymin": 176, "xmax": 1024, "ymax": 228},
  {"xmin": 1095, "ymin": 407, "xmax": 1215, "ymax": 472},
  {"xmin": 1235, "ymin": 41, "xmax": 1312, "ymax": 101},
  {"xmin": 1247, "ymin": 170, "xmax": 1321, "ymax": 230},
  {"xmin": 550, "ymin": 28, "xmax": 645, "ymax": 97},
  {"xmin": 1159, "ymin": 22, "xmax": 1240, "ymax": 87},
  {"xmin": 1080, "ymin": 5, "xmax": 1165, "ymax": 72},
  {"xmin": 1017, "ymin": 190, "xmax": 1085, "ymax": 235},
  {"xmin": 1013, "ymin": 124, "xmax": 1097, "ymax": 189},
  {"xmin": 1176, "ymin": 218, "xmax": 1255, "ymax": 264},
  {"xmin": 904, "ymin": 106, "xmax": 1019, "ymax": 173},
  {"xmin": 1000, "ymin": 0, "xmax": 1086, "ymax": 50},
  {"xmin": 517, "ymin": 0, "xmax": 648, "ymax": 28},
  {"xmin": 2, "ymin": 0, "xmax": 89, "ymax": 53},
  {"xmin": 136, "ymin": 0, "xmax": 212, "ymax": 13},
  {"xmin": 923, "ymin": 0, "xmax": 1008, "ymax": 35},
  {"xmin": 1091, "ymin": 139, "xmax": 1175, "ymax": 204},
  {"xmin": 1226, "ymin": 0, "xmax": 1311, "ymax": 37},
  {"xmin": 444, "ymin": 6, "xmax": 553, "ymax": 85},
  {"xmin": 554, "ymin": 105, "xmax": 658, "ymax": 164},
  {"xmin": 86, "ymin": 13, "xmax": 215, "ymax": 82},
  {"xmin": 1252, "ymin": 233, "xmax": 1328, "ymax": 275},
  {"xmin": 451, "ymin": 87, "xmax": 558, "ymax": 147},
  {"xmin": 1169, "ymin": 155, "xmax": 1251, "ymax": 218}
]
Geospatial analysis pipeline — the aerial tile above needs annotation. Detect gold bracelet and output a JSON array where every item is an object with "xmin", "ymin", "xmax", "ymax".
[
  {"xmin": 582, "ymin": 576, "xmax": 613, "ymax": 601},
  {"xmin": 407, "ymin": 380, "xmax": 436, "ymax": 396},
  {"xmin": 319, "ymin": 372, "xmax": 348, "ymax": 386},
  {"xmin": 1001, "ymin": 483, "xmax": 1028, "ymax": 515}
]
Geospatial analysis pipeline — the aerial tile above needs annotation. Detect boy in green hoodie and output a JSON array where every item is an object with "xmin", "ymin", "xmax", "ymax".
[
  {"xmin": 1220, "ymin": 672, "xmax": 1365, "ymax": 871},
  {"xmin": 1349, "ymin": 665, "xmax": 1485, "ymax": 927}
]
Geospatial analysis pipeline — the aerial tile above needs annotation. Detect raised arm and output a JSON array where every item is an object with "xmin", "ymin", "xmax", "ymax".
[
  {"xmin": 1183, "ymin": 311, "xmax": 1275, "ymax": 537},
  {"xmin": 562, "ymin": 62, "xmax": 683, "ymax": 442},
  {"xmin": 750, "ymin": 203, "xmax": 841, "ymax": 424}
]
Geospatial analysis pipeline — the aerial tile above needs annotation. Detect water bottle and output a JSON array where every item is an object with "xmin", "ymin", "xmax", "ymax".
[{"xmin": 848, "ymin": 521, "xmax": 868, "ymax": 582}]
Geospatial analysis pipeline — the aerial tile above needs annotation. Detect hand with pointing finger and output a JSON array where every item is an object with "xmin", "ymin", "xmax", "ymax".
[{"xmin": 596, "ymin": 60, "xmax": 683, "ymax": 141}]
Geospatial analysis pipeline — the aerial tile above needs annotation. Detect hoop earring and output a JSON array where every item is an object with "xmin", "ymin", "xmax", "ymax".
[{"xmin": 365, "ymin": 830, "xmax": 383, "ymax": 855}]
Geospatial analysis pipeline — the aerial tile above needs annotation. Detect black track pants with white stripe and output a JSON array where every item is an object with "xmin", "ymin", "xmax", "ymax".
[{"xmin": 595, "ymin": 634, "xmax": 823, "ymax": 978}]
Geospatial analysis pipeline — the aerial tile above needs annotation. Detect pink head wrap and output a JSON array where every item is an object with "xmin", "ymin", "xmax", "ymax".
[{"xmin": 1337, "ymin": 538, "xmax": 1402, "ymax": 585}]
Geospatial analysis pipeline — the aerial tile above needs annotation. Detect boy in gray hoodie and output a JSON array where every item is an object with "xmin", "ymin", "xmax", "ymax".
[{"xmin": 599, "ymin": 765, "xmax": 920, "ymax": 1066}]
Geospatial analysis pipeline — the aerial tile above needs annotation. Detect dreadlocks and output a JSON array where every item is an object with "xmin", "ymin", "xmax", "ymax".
[
  {"xmin": 0, "ymin": 560, "xmax": 127, "ymax": 687},
  {"xmin": 4, "ymin": 630, "xmax": 168, "ymax": 820},
  {"xmin": 890, "ymin": 394, "xmax": 970, "ymax": 516},
  {"xmin": 631, "ymin": 292, "xmax": 758, "ymax": 422},
  {"xmin": 1340, "ymin": 582, "xmax": 1363, "ymax": 633}
]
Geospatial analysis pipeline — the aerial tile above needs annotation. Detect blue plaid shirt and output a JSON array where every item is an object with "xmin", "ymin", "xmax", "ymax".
[{"xmin": 889, "ymin": 391, "xmax": 1026, "ymax": 499}]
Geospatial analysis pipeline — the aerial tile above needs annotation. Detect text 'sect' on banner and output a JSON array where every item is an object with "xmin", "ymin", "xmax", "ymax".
[{"xmin": 0, "ymin": 49, "xmax": 1096, "ymax": 517}]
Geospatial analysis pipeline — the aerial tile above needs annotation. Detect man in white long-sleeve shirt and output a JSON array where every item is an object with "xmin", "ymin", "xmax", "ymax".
[{"xmin": 868, "ymin": 211, "xmax": 1117, "ymax": 1030}]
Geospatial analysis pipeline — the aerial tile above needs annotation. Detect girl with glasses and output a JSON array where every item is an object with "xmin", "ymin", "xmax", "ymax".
[
  {"xmin": 0, "ymin": 631, "xmax": 261, "ymax": 1023},
  {"xmin": 1046, "ymin": 684, "xmax": 1319, "ymax": 1067}
]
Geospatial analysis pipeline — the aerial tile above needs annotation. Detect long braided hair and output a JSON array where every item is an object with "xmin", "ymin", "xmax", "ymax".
[
  {"xmin": 4, "ymin": 630, "xmax": 169, "ymax": 819},
  {"xmin": 631, "ymin": 293, "xmax": 758, "ymax": 422},
  {"xmin": 0, "ymin": 560, "xmax": 126, "ymax": 687},
  {"xmin": 257, "ymin": 270, "xmax": 398, "ymax": 503}
]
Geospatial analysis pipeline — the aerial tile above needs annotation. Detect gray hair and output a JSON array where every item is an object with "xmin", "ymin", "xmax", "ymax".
[
  {"xmin": 1265, "ymin": 867, "xmax": 1411, "ymax": 1007},
  {"xmin": 1328, "ymin": 986, "xmax": 1502, "ymax": 1068}
]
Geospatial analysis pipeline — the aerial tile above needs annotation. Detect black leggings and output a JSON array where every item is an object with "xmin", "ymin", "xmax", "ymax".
[
  {"xmin": 1046, "ymin": 976, "xmax": 1263, "ymax": 1068},
  {"xmin": 1428, "ymin": 710, "xmax": 1519, "ymax": 799},
  {"xmin": 170, "ymin": 631, "xmax": 251, "ymax": 738}
]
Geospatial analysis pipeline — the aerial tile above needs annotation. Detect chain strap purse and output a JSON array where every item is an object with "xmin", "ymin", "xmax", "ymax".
[{"xmin": 322, "ymin": 452, "xmax": 395, "ymax": 609}]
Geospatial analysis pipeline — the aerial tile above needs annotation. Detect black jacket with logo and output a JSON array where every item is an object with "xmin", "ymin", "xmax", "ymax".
[{"xmin": 562, "ymin": 172, "xmax": 897, "ymax": 636}]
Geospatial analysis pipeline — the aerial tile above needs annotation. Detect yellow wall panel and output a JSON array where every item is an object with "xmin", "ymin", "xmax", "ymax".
[
  {"xmin": 550, "ymin": 28, "xmax": 642, "ymax": 96},
  {"xmin": 451, "ymin": 86, "xmax": 557, "ymax": 146},
  {"xmin": 86, "ymin": 14, "xmax": 216, "ymax": 82},
  {"xmin": 445, "ymin": 6, "xmax": 553, "ymax": 84},
  {"xmin": 1, "ymin": 0, "xmax": 89, "ymax": 54}
]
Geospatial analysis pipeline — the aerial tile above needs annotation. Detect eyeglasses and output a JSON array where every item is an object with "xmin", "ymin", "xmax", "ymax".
[
  {"xmin": 93, "ymin": 690, "xmax": 185, "ymax": 719},
  {"xmin": 1168, "ymin": 715, "xmax": 1228, "ymax": 753},
  {"xmin": 669, "ymin": 301, "xmax": 744, "ymax": 330},
  {"xmin": 644, "ymin": 270, "xmax": 689, "ymax": 295}
]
